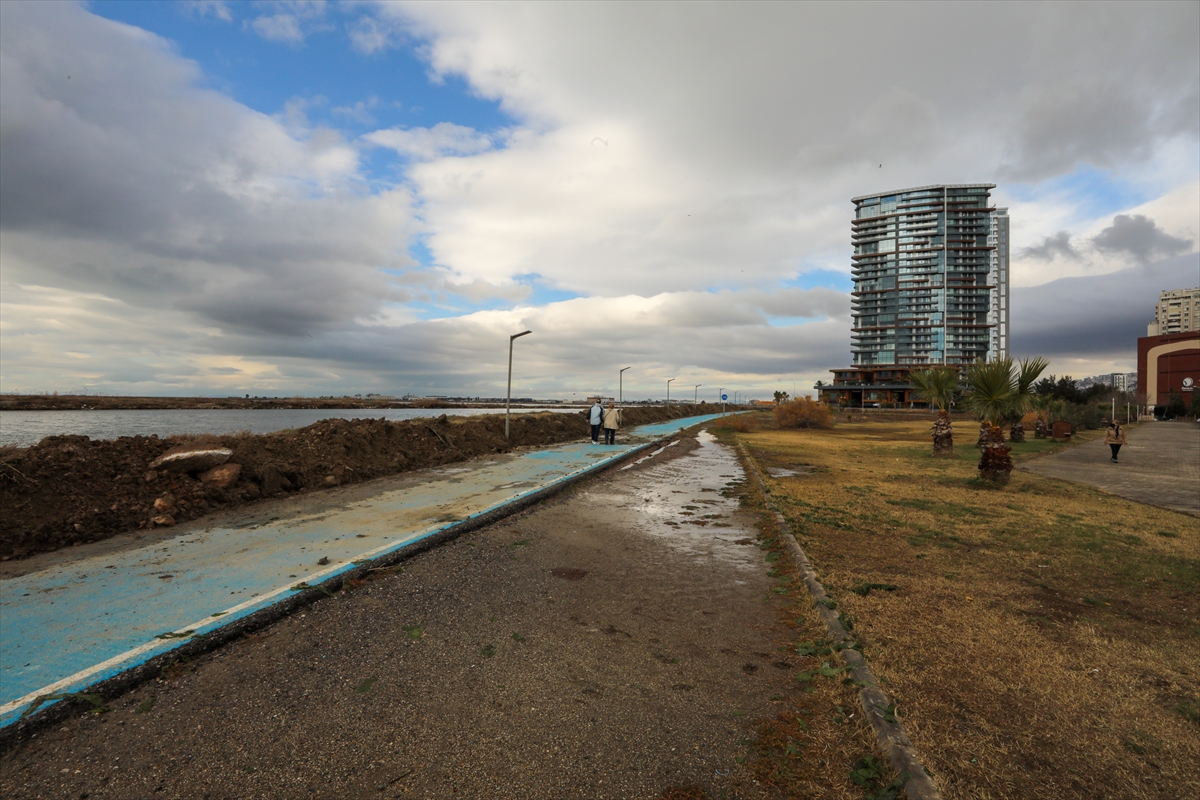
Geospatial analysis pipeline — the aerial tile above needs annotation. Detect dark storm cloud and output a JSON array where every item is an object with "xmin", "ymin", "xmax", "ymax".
[
  {"xmin": 1092, "ymin": 214, "xmax": 1193, "ymax": 263},
  {"xmin": 1011, "ymin": 252, "xmax": 1200, "ymax": 359},
  {"xmin": 1020, "ymin": 231, "xmax": 1080, "ymax": 262}
]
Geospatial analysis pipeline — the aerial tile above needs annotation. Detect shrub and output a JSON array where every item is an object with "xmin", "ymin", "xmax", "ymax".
[
  {"xmin": 723, "ymin": 417, "xmax": 753, "ymax": 433},
  {"xmin": 1060, "ymin": 402, "xmax": 1103, "ymax": 431},
  {"xmin": 775, "ymin": 398, "xmax": 833, "ymax": 429}
]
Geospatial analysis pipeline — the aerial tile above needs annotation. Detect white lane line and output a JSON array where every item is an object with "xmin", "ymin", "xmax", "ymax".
[{"xmin": 2, "ymin": 445, "xmax": 644, "ymax": 720}]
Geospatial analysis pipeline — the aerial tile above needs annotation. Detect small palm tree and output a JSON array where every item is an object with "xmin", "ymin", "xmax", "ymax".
[
  {"xmin": 910, "ymin": 366, "xmax": 958, "ymax": 456},
  {"xmin": 1008, "ymin": 357, "xmax": 1050, "ymax": 443},
  {"xmin": 964, "ymin": 357, "xmax": 1017, "ymax": 483}
]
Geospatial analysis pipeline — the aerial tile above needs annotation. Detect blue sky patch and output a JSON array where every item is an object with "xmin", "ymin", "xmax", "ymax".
[{"xmin": 89, "ymin": 2, "xmax": 512, "ymax": 174}]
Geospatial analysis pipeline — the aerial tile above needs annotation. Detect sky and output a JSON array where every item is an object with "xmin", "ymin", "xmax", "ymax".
[{"xmin": 1, "ymin": 1, "xmax": 1197, "ymax": 401}]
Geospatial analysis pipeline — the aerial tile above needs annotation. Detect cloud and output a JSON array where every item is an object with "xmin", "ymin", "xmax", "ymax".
[
  {"xmin": 1092, "ymin": 214, "xmax": 1193, "ymax": 263},
  {"xmin": 2, "ymin": 2, "xmax": 1198, "ymax": 399},
  {"xmin": 0, "ymin": 1, "xmax": 415, "ymax": 344},
  {"xmin": 1011, "ymin": 252, "xmax": 1200, "ymax": 361},
  {"xmin": 366, "ymin": 122, "xmax": 493, "ymax": 161},
  {"xmin": 185, "ymin": 1, "xmax": 232, "ymax": 22},
  {"xmin": 246, "ymin": 1, "xmax": 332, "ymax": 45},
  {"xmin": 1020, "ymin": 231, "xmax": 1080, "ymax": 262}
]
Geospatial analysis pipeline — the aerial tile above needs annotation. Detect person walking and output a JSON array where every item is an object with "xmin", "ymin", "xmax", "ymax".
[
  {"xmin": 588, "ymin": 399, "xmax": 604, "ymax": 445},
  {"xmin": 602, "ymin": 401, "xmax": 621, "ymax": 445},
  {"xmin": 1103, "ymin": 419, "xmax": 1127, "ymax": 463}
]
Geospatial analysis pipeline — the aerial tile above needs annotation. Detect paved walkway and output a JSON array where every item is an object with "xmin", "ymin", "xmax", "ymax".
[
  {"xmin": 1018, "ymin": 421, "xmax": 1200, "ymax": 516},
  {"xmin": 0, "ymin": 413, "xmax": 729, "ymax": 728}
]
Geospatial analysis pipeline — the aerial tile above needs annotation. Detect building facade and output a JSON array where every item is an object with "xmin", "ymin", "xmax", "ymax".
[
  {"xmin": 822, "ymin": 184, "xmax": 1007, "ymax": 407},
  {"xmin": 1137, "ymin": 332, "xmax": 1199, "ymax": 409},
  {"xmin": 1147, "ymin": 287, "xmax": 1200, "ymax": 336}
]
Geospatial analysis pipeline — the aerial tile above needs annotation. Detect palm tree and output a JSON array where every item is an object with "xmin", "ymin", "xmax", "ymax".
[
  {"xmin": 910, "ymin": 366, "xmax": 958, "ymax": 456},
  {"xmin": 1008, "ymin": 357, "xmax": 1050, "ymax": 443},
  {"xmin": 964, "ymin": 357, "xmax": 1017, "ymax": 484}
]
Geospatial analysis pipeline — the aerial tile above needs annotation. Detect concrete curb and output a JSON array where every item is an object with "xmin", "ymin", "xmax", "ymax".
[
  {"xmin": 737, "ymin": 443, "xmax": 943, "ymax": 800},
  {"xmin": 1, "ymin": 433, "xmax": 682, "ymax": 748}
]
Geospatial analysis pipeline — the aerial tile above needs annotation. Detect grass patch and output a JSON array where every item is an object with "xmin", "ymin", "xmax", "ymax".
[{"xmin": 738, "ymin": 420, "xmax": 1200, "ymax": 799}]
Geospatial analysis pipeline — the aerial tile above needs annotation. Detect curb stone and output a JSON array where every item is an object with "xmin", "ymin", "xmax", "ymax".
[
  {"xmin": 737, "ymin": 443, "xmax": 943, "ymax": 800},
  {"xmin": 1, "ymin": 432, "xmax": 685, "ymax": 748}
]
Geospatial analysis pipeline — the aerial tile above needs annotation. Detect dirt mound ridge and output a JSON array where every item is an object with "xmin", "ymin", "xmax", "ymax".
[{"xmin": 0, "ymin": 406, "xmax": 699, "ymax": 559}]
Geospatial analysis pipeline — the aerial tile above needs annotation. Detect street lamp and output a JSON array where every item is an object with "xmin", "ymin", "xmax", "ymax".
[
  {"xmin": 718, "ymin": 387, "xmax": 724, "ymax": 416},
  {"xmin": 620, "ymin": 367, "xmax": 631, "ymax": 404},
  {"xmin": 693, "ymin": 384, "xmax": 701, "ymax": 404},
  {"xmin": 666, "ymin": 378, "xmax": 675, "ymax": 408},
  {"xmin": 505, "ymin": 330, "xmax": 532, "ymax": 440}
]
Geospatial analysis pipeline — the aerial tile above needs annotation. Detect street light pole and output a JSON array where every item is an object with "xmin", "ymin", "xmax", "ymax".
[
  {"xmin": 620, "ymin": 367, "xmax": 631, "ymax": 405},
  {"xmin": 505, "ymin": 330, "xmax": 532, "ymax": 440},
  {"xmin": 694, "ymin": 384, "xmax": 701, "ymax": 404},
  {"xmin": 718, "ymin": 387, "xmax": 724, "ymax": 416},
  {"xmin": 666, "ymin": 378, "xmax": 675, "ymax": 409}
]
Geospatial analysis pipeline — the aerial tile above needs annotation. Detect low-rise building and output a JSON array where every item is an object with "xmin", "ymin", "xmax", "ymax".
[{"xmin": 1137, "ymin": 332, "xmax": 1199, "ymax": 408}]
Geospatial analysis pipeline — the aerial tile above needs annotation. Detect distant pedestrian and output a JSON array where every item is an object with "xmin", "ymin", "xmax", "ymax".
[
  {"xmin": 1103, "ymin": 420, "xmax": 1127, "ymax": 463},
  {"xmin": 589, "ymin": 400, "xmax": 604, "ymax": 444},
  {"xmin": 602, "ymin": 401, "xmax": 621, "ymax": 445}
]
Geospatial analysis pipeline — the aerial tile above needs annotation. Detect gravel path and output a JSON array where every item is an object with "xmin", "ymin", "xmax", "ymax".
[{"xmin": 1, "ymin": 431, "xmax": 798, "ymax": 800}]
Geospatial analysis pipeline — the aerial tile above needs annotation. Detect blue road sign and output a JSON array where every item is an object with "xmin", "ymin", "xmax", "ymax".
[{"xmin": 721, "ymin": 394, "xmax": 728, "ymax": 401}]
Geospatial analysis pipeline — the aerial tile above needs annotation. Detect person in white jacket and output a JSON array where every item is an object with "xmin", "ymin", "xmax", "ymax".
[
  {"xmin": 602, "ymin": 402, "xmax": 621, "ymax": 445},
  {"xmin": 588, "ymin": 401, "xmax": 604, "ymax": 444}
]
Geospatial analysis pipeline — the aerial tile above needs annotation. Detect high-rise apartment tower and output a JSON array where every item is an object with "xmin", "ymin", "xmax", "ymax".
[
  {"xmin": 1147, "ymin": 287, "xmax": 1200, "ymax": 336},
  {"xmin": 850, "ymin": 184, "xmax": 1007, "ymax": 366}
]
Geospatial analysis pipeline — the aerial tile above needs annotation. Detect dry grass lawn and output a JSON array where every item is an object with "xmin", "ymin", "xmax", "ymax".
[{"xmin": 733, "ymin": 418, "xmax": 1199, "ymax": 800}]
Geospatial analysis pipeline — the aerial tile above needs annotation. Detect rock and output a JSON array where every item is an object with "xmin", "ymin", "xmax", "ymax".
[
  {"xmin": 150, "ymin": 514, "xmax": 175, "ymax": 527},
  {"xmin": 317, "ymin": 556, "xmax": 330, "ymax": 565},
  {"xmin": 150, "ymin": 446, "xmax": 233, "ymax": 474},
  {"xmin": 324, "ymin": 474, "xmax": 340, "ymax": 486},
  {"xmin": 154, "ymin": 494, "xmax": 176, "ymax": 513},
  {"xmin": 200, "ymin": 463, "xmax": 241, "ymax": 489},
  {"xmin": 144, "ymin": 470, "xmax": 158, "ymax": 482},
  {"xmin": 73, "ymin": 523, "xmax": 85, "ymax": 533}
]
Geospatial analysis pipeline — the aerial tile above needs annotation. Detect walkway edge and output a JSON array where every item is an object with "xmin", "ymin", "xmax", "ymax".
[
  {"xmin": 737, "ymin": 442, "xmax": 943, "ymax": 800},
  {"xmin": 1, "ymin": 433, "xmax": 675, "ymax": 748}
]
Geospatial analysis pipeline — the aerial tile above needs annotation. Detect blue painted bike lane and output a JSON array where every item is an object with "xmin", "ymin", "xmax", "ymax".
[{"xmin": 0, "ymin": 413, "xmax": 732, "ymax": 727}]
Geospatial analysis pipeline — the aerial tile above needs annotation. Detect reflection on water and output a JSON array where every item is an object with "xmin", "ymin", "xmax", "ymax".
[
  {"xmin": 617, "ymin": 429, "xmax": 758, "ymax": 570},
  {"xmin": 0, "ymin": 407, "xmax": 580, "ymax": 448}
]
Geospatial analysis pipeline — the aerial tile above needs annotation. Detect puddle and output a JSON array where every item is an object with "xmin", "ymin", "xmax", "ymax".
[
  {"xmin": 767, "ymin": 465, "xmax": 814, "ymax": 478},
  {"xmin": 614, "ymin": 430, "xmax": 758, "ymax": 570}
]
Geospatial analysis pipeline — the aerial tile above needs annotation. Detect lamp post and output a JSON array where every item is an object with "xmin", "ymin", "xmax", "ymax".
[
  {"xmin": 718, "ymin": 387, "xmax": 724, "ymax": 416},
  {"xmin": 694, "ymin": 384, "xmax": 701, "ymax": 404},
  {"xmin": 666, "ymin": 378, "xmax": 675, "ymax": 408},
  {"xmin": 620, "ymin": 367, "xmax": 631, "ymax": 404},
  {"xmin": 505, "ymin": 330, "xmax": 532, "ymax": 440}
]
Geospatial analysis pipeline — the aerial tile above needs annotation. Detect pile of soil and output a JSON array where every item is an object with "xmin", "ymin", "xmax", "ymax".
[{"xmin": 0, "ymin": 406, "xmax": 699, "ymax": 560}]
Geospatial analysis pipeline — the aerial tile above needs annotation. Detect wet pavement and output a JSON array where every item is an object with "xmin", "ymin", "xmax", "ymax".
[
  {"xmin": 0, "ymin": 413, "xmax": 732, "ymax": 728},
  {"xmin": 1018, "ymin": 421, "xmax": 1199, "ymax": 516}
]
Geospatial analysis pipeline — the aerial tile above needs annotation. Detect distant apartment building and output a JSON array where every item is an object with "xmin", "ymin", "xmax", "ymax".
[
  {"xmin": 821, "ymin": 184, "xmax": 1008, "ymax": 407},
  {"xmin": 1147, "ymin": 287, "xmax": 1200, "ymax": 335}
]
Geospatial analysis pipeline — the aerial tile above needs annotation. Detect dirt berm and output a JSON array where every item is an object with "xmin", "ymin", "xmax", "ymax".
[{"xmin": 0, "ymin": 406, "xmax": 704, "ymax": 560}]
